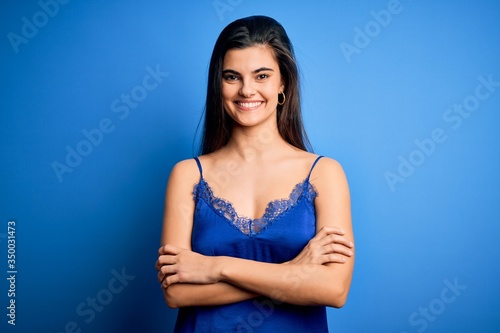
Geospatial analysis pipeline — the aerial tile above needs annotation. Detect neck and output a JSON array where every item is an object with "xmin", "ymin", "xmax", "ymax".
[{"xmin": 225, "ymin": 124, "xmax": 288, "ymax": 161}]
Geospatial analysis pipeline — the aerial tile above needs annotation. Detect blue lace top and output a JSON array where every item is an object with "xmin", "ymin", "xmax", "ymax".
[{"xmin": 174, "ymin": 156, "xmax": 328, "ymax": 333}]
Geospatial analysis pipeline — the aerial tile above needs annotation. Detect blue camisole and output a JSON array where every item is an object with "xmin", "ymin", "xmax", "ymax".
[{"xmin": 174, "ymin": 156, "xmax": 328, "ymax": 333}]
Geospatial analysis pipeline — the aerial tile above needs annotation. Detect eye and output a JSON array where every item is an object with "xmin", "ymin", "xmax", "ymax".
[
  {"xmin": 257, "ymin": 73, "xmax": 269, "ymax": 80},
  {"xmin": 223, "ymin": 74, "xmax": 239, "ymax": 81}
]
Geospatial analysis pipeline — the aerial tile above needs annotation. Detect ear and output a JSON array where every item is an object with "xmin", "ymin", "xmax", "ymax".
[{"xmin": 279, "ymin": 81, "xmax": 285, "ymax": 93}]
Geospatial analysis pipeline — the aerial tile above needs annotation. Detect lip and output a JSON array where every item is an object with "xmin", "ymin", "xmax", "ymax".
[{"xmin": 234, "ymin": 100, "xmax": 264, "ymax": 111}]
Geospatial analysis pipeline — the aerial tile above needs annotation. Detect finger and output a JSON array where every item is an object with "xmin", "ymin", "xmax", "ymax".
[
  {"xmin": 157, "ymin": 269, "xmax": 163, "ymax": 284},
  {"xmin": 155, "ymin": 255, "xmax": 176, "ymax": 271},
  {"xmin": 324, "ymin": 253, "xmax": 349, "ymax": 264},
  {"xmin": 325, "ymin": 243, "xmax": 354, "ymax": 257},
  {"xmin": 158, "ymin": 267, "xmax": 166, "ymax": 284},
  {"xmin": 319, "ymin": 234, "xmax": 354, "ymax": 248},
  {"xmin": 318, "ymin": 226, "xmax": 345, "ymax": 236},
  {"xmin": 334, "ymin": 235, "xmax": 354, "ymax": 248},
  {"xmin": 314, "ymin": 227, "xmax": 346, "ymax": 244},
  {"xmin": 155, "ymin": 258, "xmax": 164, "ymax": 271},
  {"xmin": 155, "ymin": 260, "xmax": 161, "ymax": 271},
  {"xmin": 158, "ymin": 244, "xmax": 175, "ymax": 255},
  {"xmin": 158, "ymin": 244, "xmax": 181, "ymax": 255},
  {"xmin": 309, "ymin": 226, "xmax": 341, "ymax": 244},
  {"xmin": 157, "ymin": 254, "xmax": 177, "ymax": 266},
  {"xmin": 158, "ymin": 264, "xmax": 176, "ymax": 283},
  {"xmin": 162, "ymin": 274, "xmax": 180, "ymax": 288}
]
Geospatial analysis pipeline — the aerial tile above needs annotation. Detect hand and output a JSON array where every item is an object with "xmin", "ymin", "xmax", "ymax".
[
  {"xmin": 287, "ymin": 226, "xmax": 354, "ymax": 265},
  {"xmin": 156, "ymin": 244, "xmax": 219, "ymax": 288}
]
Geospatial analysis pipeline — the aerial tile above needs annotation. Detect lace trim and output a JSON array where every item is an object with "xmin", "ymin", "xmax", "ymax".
[{"xmin": 193, "ymin": 178, "xmax": 318, "ymax": 236}]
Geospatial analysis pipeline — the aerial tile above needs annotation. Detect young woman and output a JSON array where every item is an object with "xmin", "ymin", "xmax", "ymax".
[{"xmin": 156, "ymin": 15, "xmax": 354, "ymax": 332}]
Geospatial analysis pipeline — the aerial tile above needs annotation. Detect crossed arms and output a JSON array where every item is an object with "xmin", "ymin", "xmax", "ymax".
[{"xmin": 155, "ymin": 157, "xmax": 354, "ymax": 308}]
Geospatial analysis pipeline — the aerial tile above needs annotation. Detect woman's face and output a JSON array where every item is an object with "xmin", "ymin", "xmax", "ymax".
[{"xmin": 221, "ymin": 45, "xmax": 284, "ymax": 129}]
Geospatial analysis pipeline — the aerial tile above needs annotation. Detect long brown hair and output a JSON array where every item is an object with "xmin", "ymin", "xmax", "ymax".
[{"xmin": 200, "ymin": 15, "xmax": 312, "ymax": 155}]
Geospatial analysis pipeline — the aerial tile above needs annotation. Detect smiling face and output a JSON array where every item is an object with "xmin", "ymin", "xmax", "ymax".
[{"xmin": 221, "ymin": 45, "xmax": 284, "ymax": 129}]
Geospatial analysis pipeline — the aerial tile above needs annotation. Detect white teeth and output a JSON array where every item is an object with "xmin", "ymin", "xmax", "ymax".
[{"xmin": 238, "ymin": 102, "xmax": 262, "ymax": 108}]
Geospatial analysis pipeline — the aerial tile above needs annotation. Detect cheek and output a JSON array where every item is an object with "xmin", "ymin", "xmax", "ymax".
[
  {"xmin": 262, "ymin": 86, "xmax": 279, "ymax": 102},
  {"xmin": 221, "ymin": 83, "xmax": 236, "ymax": 101},
  {"xmin": 264, "ymin": 79, "xmax": 282, "ymax": 100}
]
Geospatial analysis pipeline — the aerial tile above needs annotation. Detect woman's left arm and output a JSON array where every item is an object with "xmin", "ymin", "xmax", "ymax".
[{"xmin": 159, "ymin": 158, "xmax": 354, "ymax": 307}]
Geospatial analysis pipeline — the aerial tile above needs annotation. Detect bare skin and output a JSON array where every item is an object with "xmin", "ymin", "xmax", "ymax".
[{"xmin": 155, "ymin": 45, "xmax": 355, "ymax": 308}]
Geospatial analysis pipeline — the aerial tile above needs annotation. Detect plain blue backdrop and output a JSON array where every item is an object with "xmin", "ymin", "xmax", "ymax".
[{"xmin": 1, "ymin": 0, "xmax": 500, "ymax": 332}]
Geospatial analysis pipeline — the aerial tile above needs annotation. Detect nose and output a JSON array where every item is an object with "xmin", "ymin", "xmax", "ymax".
[{"xmin": 239, "ymin": 79, "xmax": 255, "ymax": 97}]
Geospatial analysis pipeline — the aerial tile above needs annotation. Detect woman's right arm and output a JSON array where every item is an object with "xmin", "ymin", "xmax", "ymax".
[{"xmin": 158, "ymin": 159, "xmax": 258, "ymax": 308}]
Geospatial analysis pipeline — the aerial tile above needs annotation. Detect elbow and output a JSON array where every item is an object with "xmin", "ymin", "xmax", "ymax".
[
  {"xmin": 330, "ymin": 291, "xmax": 348, "ymax": 308},
  {"xmin": 166, "ymin": 298, "xmax": 180, "ymax": 309},
  {"xmin": 163, "ymin": 286, "xmax": 181, "ymax": 309},
  {"xmin": 326, "ymin": 283, "xmax": 351, "ymax": 308}
]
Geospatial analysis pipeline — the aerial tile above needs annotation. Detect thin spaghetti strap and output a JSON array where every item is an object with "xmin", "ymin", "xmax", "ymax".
[
  {"xmin": 194, "ymin": 157, "xmax": 203, "ymax": 177},
  {"xmin": 307, "ymin": 155, "xmax": 324, "ymax": 180}
]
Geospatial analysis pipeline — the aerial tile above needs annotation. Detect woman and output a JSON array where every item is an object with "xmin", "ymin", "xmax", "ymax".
[{"xmin": 156, "ymin": 15, "xmax": 354, "ymax": 332}]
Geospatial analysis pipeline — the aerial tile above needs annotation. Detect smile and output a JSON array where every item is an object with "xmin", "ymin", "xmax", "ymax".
[{"xmin": 235, "ymin": 101, "xmax": 263, "ymax": 109}]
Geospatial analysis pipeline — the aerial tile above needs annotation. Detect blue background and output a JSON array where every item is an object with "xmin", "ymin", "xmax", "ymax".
[{"xmin": 1, "ymin": 0, "xmax": 500, "ymax": 332}]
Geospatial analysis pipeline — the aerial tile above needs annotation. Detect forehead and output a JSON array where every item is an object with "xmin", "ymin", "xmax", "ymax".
[{"xmin": 223, "ymin": 45, "xmax": 279, "ymax": 71}]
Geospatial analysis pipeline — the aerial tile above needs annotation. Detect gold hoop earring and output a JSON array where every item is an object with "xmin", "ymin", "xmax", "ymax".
[{"xmin": 278, "ymin": 92, "xmax": 286, "ymax": 106}]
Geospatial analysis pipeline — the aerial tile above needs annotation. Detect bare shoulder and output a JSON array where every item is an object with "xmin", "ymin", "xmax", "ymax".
[
  {"xmin": 170, "ymin": 158, "xmax": 200, "ymax": 175},
  {"xmin": 314, "ymin": 156, "xmax": 345, "ymax": 176},
  {"xmin": 310, "ymin": 156, "xmax": 349, "ymax": 192},
  {"xmin": 167, "ymin": 158, "xmax": 201, "ymax": 190}
]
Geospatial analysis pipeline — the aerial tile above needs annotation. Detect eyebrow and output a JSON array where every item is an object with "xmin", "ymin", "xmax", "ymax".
[{"xmin": 222, "ymin": 67, "xmax": 274, "ymax": 75}]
